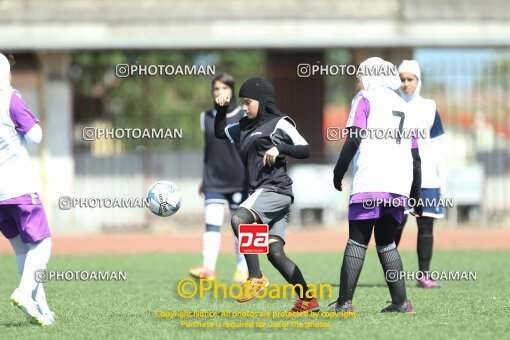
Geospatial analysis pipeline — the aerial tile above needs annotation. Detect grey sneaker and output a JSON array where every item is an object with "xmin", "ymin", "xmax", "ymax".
[{"xmin": 328, "ymin": 299, "xmax": 354, "ymax": 312}]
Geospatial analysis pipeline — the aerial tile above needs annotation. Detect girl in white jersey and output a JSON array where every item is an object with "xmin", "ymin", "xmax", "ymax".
[
  {"xmin": 0, "ymin": 53, "xmax": 54, "ymax": 325},
  {"xmin": 394, "ymin": 60, "xmax": 446, "ymax": 289},
  {"xmin": 330, "ymin": 57, "xmax": 422, "ymax": 314}
]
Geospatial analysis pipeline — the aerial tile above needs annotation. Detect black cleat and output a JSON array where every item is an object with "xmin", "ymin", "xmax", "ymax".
[{"xmin": 381, "ymin": 299, "xmax": 414, "ymax": 314}]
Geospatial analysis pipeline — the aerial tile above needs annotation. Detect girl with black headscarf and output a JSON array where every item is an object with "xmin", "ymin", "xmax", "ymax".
[
  {"xmin": 214, "ymin": 77, "xmax": 319, "ymax": 312},
  {"xmin": 190, "ymin": 73, "xmax": 249, "ymax": 284}
]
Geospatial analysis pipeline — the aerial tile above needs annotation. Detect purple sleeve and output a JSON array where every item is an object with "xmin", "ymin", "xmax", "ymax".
[
  {"xmin": 9, "ymin": 90, "xmax": 39, "ymax": 135},
  {"xmin": 346, "ymin": 96, "xmax": 370, "ymax": 129},
  {"xmin": 412, "ymin": 128, "xmax": 419, "ymax": 149},
  {"xmin": 412, "ymin": 136, "xmax": 419, "ymax": 149}
]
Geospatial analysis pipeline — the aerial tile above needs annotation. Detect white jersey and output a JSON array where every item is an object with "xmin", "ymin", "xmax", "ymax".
[
  {"xmin": 348, "ymin": 87, "xmax": 417, "ymax": 197},
  {"xmin": 0, "ymin": 88, "xmax": 39, "ymax": 201},
  {"xmin": 407, "ymin": 97, "xmax": 444, "ymax": 188}
]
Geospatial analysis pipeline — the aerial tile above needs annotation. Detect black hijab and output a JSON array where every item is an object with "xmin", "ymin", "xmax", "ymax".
[{"xmin": 238, "ymin": 77, "xmax": 283, "ymax": 131}]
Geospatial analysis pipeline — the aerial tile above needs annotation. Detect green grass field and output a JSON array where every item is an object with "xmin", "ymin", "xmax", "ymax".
[{"xmin": 1, "ymin": 250, "xmax": 509, "ymax": 339}]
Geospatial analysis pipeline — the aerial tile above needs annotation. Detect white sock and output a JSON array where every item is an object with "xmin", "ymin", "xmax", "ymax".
[
  {"xmin": 18, "ymin": 238, "xmax": 52, "ymax": 303},
  {"xmin": 234, "ymin": 237, "xmax": 248, "ymax": 271},
  {"xmin": 10, "ymin": 236, "xmax": 52, "ymax": 314},
  {"xmin": 33, "ymin": 284, "xmax": 51, "ymax": 314},
  {"xmin": 203, "ymin": 231, "xmax": 221, "ymax": 271},
  {"xmin": 203, "ymin": 202, "xmax": 225, "ymax": 271},
  {"xmin": 8, "ymin": 235, "xmax": 29, "ymax": 275}
]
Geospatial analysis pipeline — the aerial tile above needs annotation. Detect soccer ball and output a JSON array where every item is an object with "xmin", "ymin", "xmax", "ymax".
[{"xmin": 146, "ymin": 181, "xmax": 182, "ymax": 217}]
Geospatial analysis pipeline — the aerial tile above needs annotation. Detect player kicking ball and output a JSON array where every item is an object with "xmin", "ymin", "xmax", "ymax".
[
  {"xmin": 214, "ymin": 77, "xmax": 319, "ymax": 312},
  {"xmin": 190, "ymin": 73, "xmax": 249, "ymax": 283},
  {"xmin": 0, "ymin": 53, "xmax": 54, "ymax": 325},
  {"xmin": 330, "ymin": 57, "xmax": 422, "ymax": 314}
]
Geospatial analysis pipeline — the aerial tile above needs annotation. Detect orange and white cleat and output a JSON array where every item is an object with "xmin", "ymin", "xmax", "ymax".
[{"xmin": 236, "ymin": 273, "xmax": 269, "ymax": 303}]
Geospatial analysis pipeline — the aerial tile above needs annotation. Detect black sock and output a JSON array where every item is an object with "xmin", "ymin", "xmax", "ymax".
[
  {"xmin": 231, "ymin": 208, "xmax": 262, "ymax": 278},
  {"xmin": 267, "ymin": 241, "xmax": 311, "ymax": 299},
  {"xmin": 417, "ymin": 217, "xmax": 434, "ymax": 273},
  {"xmin": 244, "ymin": 255, "xmax": 262, "ymax": 279},
  {"xmin": 394, "ymin": 214, "xmax": 408, "ymax": 247},
  {"xmin": 339, "ymin": 239, "xmax": 367, "ymax": 304},
  {"xmin": 377, "ymin": 242, "xmax": 407, "ymax": 305}
]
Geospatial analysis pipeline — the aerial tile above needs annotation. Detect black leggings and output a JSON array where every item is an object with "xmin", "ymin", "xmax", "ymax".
[
  {"xmin": 338, "ymin": 213, "xmax": 407, "ymax": 305},
  {"xmin": 349, "ymin": 214, "xmax": 400, "ymax": 246},
  {"xmin": 231, "ymin": 208, "xmax": 263, "ymax": 278},
  {"xmin": 231, "ymin": 208, "xmax": 312, "ymax": 299}
]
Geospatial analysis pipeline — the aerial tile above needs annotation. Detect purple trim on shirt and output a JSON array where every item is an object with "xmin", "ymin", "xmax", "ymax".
[
  {"xmin": 9, "ymin": 90, "xmax": 39, "ymax": 135},
  {"xmin": 349, "ymin": 96, "xmax": 370, "ymax": 129},
  {"xmin": 411, "ymin": 133, "xmax": 419, "ymax": 149}
]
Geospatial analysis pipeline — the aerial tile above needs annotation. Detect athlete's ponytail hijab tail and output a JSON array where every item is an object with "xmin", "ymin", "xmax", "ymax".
[{"xmin": 359, "ymin": 57, "xmax": 401, "ymax": 92}]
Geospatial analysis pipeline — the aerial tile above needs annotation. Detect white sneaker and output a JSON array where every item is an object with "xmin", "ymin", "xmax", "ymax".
[
  {"xmin": 36, "ymin": 303, "xmax": 55, "ymax": 323},
  {"xmin": 43, "ymin": 311, "xmax": 55, "ymax": 324},
  {"xmin": 10, "ymin": 289, "xmax": 53, "ymax": 326}
]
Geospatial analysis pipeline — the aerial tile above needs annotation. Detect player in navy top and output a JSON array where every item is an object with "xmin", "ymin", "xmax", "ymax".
[{"xmin": 394, "ymin": 60, "xmax": 446, "ymax": 289}]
